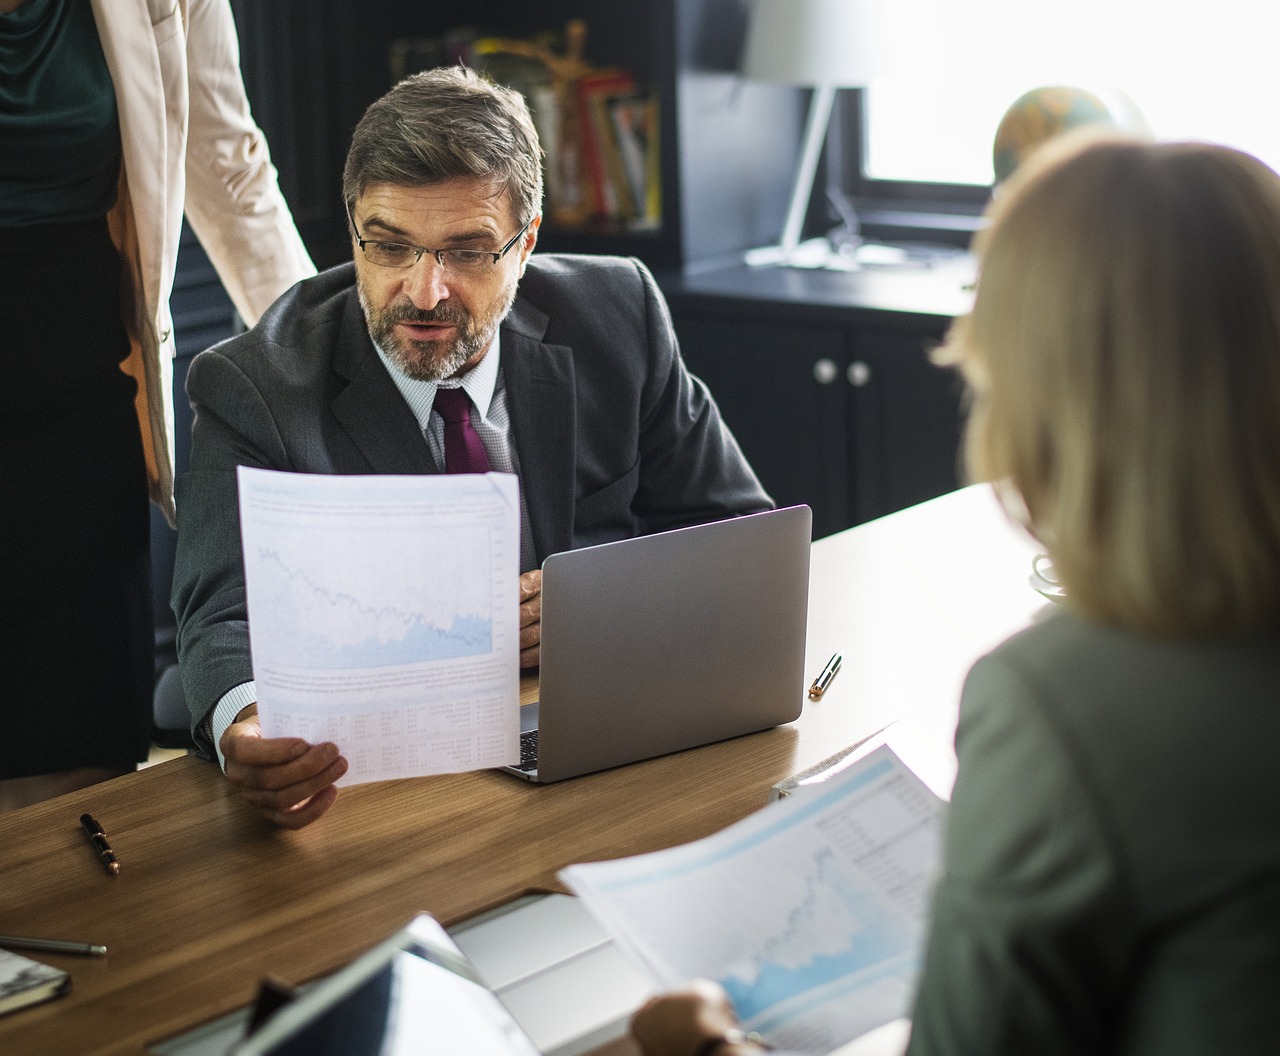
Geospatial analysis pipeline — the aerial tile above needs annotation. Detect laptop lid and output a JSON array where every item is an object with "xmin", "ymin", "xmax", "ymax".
[{"xmin": 510, "ymin": 505, "xmax": 811, "ymax": 783}]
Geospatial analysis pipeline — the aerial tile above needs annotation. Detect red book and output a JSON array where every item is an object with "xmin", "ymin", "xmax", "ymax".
[{"xmin": 575, "ymin": 70, "xmax": 636, "ymax": 219}]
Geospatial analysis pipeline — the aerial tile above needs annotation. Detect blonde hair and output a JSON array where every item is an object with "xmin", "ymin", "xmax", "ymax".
[{"xmin": 942, "ymin": 133, "xmax": 1280, "ymax": 636}]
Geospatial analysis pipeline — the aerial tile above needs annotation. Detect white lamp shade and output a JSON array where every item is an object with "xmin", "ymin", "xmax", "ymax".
[{"xmin": 741, "ymin": 0, "xmax": 893, "ymax": 87}]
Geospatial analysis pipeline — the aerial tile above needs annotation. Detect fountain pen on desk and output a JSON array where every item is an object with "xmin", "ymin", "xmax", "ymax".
[
  {"xmin": 80, "ymin": 813, "xmax": 119, "ymax": 876},
  {"xmin": 0, "ymin": 934, "xmax": 107, "ymax": 956},
  {"xmin": 808, "ymin": 652, "xmax": 842, "ymax": 700}
]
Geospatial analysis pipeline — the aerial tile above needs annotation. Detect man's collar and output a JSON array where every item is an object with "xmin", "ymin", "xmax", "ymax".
[{"xmin": 373, "ymin": 332, "xmax": 502, "ymax": 430}]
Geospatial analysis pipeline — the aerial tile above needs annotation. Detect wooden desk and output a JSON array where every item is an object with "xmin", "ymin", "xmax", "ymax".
[{"xmin": 0, "ymin": 486, "xmax": 1043, "ymax": 1056}]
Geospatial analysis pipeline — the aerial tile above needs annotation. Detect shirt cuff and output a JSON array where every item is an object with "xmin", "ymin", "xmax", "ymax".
[{"xmin": 211, "ymin": 681, "xmax": 258, "ymax": 773}]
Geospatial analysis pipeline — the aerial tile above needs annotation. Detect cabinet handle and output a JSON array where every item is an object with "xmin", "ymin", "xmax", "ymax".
[
  {"xmin": 847, "ymin": 360, "xmax": 872, "ymax": 387},
  {"xmin": 813, "ymin": 358, "xmax": 839, "ymax": 385}
]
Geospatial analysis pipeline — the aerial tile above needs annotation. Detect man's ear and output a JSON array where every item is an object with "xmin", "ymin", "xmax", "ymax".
[{"xmin": 518, "ymin": 214, "xmax": 541, "ymax": 274}]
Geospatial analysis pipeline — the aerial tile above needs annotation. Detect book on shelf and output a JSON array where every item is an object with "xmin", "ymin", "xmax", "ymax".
[
  {"xmin": 387, "ymin": 24, "xmax": 662, "ymax": 234},
  {"xmin": 0, "ymin": 947, "xmax": 71, "ymax": 1018},
  {"xmin": 608, "ymin": 92, "xmax": 661, "ymax": 229},
  {"xmin": 576, "ymin": 69, "xmax": 636, "ymax": 221}
]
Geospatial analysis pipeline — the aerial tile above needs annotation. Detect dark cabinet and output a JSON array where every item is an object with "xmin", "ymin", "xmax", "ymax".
[
  {"xmin": 662, "ymin": 263, "xmax": 972, "ymax": 539},
  {"xmin": 673, "ymin": 316, "xmax": 852, "ymax": 536},
  {"xmin": 844, "ymin": 328, "xmax": 966, "ymax": 527}
]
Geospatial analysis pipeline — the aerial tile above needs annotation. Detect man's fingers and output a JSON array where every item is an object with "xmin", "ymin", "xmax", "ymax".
[
  {"xmin": 519, "ymin": 570, "xmax": 542, "ymax": 631},
  {"xmin": 519, "ymin": 569, "xmax": 542, "ymax": 602},
  {"xmin": 224, "ymin": 732, "xmax": 316, "ymax": 769},
  {"xmin": 519, "ymin": 620, "xmax": 540, "ymax": 650},
  {"xmin": 226, "ymin": 741, "xmax": 344, "ymax": 793},
  {"xmin": 262, "ymin": 784, "xmax": 341, "ymax": 830},
  {"xmin": 520, "ymin": 595, "xmax": 541, "ymax": 629},
  {"xmin": 518, "ymin": 568, "xmax": 541, "ymax": 665},
  {"xmin": 235, "ymin": 750, "xmax": 348, "ymax": 817}
]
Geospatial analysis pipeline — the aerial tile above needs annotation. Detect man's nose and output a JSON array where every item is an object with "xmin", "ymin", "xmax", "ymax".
[{"xmin": 402, "ymin": 252, "xmax": 450, "ymax": 308}]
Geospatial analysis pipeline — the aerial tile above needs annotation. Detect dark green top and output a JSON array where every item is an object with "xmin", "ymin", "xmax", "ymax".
[
  {"xmin": 908, "ymin": 609, "xmax": 1280, "ymax": 1055},
  {"xmin": 0, "ymin": 0, "xmax": 120, "ymax": 227}
]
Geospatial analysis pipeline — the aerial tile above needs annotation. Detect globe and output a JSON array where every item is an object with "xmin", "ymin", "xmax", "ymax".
[{"xmin": 992, "ymin": 85, "xmax": 1148, "ymax": 185}]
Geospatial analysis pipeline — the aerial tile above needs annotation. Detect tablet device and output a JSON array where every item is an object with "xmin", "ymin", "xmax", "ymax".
[{"xmin": 228, "ymin": 915, "xmax": 540, "ymax": 1056}]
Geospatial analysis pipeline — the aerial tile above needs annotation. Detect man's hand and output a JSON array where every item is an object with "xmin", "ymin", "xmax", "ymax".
[
  {"xmin": 631, "ymin": 979, "xmax": 752, "ymax": 1056},
  {"xmin": 220, "ymin": 706, "xmax": 348, "ymax": 829},
  {"xmin": 519, "ymin": 569, "xmax": 542, "ymax": 668}
]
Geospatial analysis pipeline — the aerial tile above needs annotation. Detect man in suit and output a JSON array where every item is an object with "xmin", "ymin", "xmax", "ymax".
[{"xmin": 172, "ymin": 66, "xmax": 771, "ymax": 828}]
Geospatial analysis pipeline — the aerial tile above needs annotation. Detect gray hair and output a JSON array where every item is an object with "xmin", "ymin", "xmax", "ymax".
[{"xmin": 342, "ymin": 66, "xmax": 544, "ymax": 227}]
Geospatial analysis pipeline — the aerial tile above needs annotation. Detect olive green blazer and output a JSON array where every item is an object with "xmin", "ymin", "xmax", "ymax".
[{"xmin": 908, "ymin": 609, "xmax": 1280, "ymax": 1055}]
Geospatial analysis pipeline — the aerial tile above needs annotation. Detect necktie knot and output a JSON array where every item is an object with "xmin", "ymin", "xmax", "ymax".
[
  {"xmin": 433, "ymin": 386, "xmax": 491, "ymax": 474},
  {"xmin": 432, "ymin": 385, "xmax": 473, "ymax": 425}
]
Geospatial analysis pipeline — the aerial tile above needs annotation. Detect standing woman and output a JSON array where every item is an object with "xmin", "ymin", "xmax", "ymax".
[{"xmin": 0, "ymin": 0, "xmax": 315, "ymax": 809}]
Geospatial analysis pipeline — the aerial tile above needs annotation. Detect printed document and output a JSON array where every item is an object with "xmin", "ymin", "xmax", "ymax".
[
  {"xmin": 560, "ymin": 746, "xmax": 943, "ymax": 1054},
  {"xmin": 237, "ymin": 467, "xmax": 521, "ymax": 785}
]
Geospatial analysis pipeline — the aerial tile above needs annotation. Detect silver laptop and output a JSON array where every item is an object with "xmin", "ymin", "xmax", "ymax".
[{"xmin": 503, "ymin": 505, "xmax": 812, "ymax": 783}]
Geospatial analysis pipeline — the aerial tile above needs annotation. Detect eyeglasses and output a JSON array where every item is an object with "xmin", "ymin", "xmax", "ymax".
[{"xmin": 347, "ymin": 206, "xmax": 532, "ymax": 274}]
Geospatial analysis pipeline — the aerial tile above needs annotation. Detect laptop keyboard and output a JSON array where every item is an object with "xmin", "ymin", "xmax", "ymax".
[{"xmin": 517, "ymin": 730, "xmax": 539, "ymax": 772}]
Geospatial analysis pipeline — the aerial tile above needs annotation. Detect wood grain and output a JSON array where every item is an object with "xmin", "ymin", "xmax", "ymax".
[
  {"xmin": 0, "ymin": 487, "xmax": 1042, "ymax": 1055},
  {"xmin": 0, "ymin": 696, "xmax": 817, "ymax": 1055}
]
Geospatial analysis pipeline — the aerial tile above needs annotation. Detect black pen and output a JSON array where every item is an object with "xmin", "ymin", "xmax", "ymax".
[
  {"xmin": 0, "ymin": 934, "xmax": 107, "ymax": 957},
  {"xmin": 80, "ymin": 813, "xmax": 119, "ymax": 876},
  {"xmin": 807, "ymin": 652, "xmax": 842, "ymax": 700}
]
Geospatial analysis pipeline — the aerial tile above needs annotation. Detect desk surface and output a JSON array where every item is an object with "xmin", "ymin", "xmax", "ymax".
[{"xmin": 0, "ymin": 485, "xmax": 1043, "ymax": 1056}]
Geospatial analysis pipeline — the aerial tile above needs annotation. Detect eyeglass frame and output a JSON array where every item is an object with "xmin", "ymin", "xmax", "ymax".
[{"xmin": 345, "ymin": 202, "xmax": 533, "ymax": 271}]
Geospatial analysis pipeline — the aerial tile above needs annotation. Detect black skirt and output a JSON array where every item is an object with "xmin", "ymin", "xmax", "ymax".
[{"xmin": 0, "ymin": 217, "xmax": 153, "ymax": 776}]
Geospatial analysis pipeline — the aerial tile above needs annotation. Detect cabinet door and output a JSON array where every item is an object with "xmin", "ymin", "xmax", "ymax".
[
  {"xmin": 845, "ymin": 329, "xmax": 965, "ymax": 524},
  {"xmin": 674, "ymin": 316, "xmax": 848, "ymax": 538}
]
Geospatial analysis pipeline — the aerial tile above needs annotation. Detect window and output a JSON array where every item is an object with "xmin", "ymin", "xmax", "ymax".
[{"xmin": 856, "ymin": 1, "xmax": 1279, "ymax": 193}]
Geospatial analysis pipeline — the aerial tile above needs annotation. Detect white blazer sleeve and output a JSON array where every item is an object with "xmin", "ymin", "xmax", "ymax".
[{"xmin": 180, "ymin": 0, "xmax": 316, "ymax": 326}]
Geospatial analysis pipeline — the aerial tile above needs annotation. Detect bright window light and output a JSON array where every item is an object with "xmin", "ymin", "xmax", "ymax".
[{"xmin": 864, "ymin": 0, "xmax": 1280, "ymax": 186}]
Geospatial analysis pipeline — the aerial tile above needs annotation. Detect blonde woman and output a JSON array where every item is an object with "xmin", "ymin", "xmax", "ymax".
[{"xmin": 631, "ymin": 136, "xmax": 1280, "ymax": 1055}]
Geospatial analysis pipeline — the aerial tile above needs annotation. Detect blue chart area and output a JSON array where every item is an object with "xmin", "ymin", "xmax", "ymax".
[
  {"xmin": 251, "ymin": 547, "xmax": 492, "ymax": 669},
  {"xmin": 718, "ymin": 846, "xmax": 910, "ymax": 1018}
]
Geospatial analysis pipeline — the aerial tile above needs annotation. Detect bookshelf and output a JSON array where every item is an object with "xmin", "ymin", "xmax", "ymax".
[{"xmin": 230, "ymin": 0, "xmax": 805, "ymax": 272}]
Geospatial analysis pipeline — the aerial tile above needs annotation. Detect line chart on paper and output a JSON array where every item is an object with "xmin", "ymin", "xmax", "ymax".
[
  {"xmin": 560, "ymin": 751, "xmax": 942, "ymax": 1050},
  {"xmin": 245, "ymin": 528, "xmax": 495, "ymax": 670},
  {"xmin": 236, "ymin": 467, "xmax": 522, "ymax": 783}
]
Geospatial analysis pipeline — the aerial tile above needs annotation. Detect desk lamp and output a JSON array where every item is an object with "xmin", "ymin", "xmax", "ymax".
[{"xmin": 741, "ymin": 0, "xmax": 889, "ymax": 267}]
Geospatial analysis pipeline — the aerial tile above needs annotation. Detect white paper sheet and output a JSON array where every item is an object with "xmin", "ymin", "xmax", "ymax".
[
  {"xmin": 560, "ymin": 747, "xmax": 943, "ymax": 1055},
  {"xmin": 237, "ymin": 467, "xmax": 521, "ymax": 785}
]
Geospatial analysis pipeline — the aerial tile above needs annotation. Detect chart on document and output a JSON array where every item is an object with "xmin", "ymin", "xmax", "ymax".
[
  {"xmin": 248, "ymin": 529, "xmax": 494, "ymax": 669},
  {"xmin": 237, "ymin": 467, "xmax": 522, "ymax": 784},
  {"xmin": 562, "ymin": 747, "xmax": 943, "ymax": 1054}
]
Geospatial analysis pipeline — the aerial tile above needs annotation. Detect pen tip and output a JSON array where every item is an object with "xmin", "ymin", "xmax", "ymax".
[{"xmin": 108, "ymin": 862, "xmax": 120, "ymax": 875}]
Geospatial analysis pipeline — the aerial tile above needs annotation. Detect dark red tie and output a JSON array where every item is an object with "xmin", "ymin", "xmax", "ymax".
[{"xmin": 433, "ymin": 386, "xmax": 492, "ymax": 474}]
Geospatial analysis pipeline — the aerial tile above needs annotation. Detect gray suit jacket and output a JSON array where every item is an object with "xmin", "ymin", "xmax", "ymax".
[
  {"xmin": 172, "ymin": 254, "xmax": 771, "ymax": 755},
  {"xmin": 908, "ymin": 608, "xmax": 1280, "ymax": 1056}
]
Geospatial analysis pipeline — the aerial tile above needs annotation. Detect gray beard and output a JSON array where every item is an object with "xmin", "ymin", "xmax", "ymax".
[{"xmin": 356, "ymin": 277, "xmax": 519, "ymax": 383}]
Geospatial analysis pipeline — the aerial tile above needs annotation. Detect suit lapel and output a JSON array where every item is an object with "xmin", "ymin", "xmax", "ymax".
[
  {"xmin": 502, "ymin": 303, "xmax": 575, "ymax": 562},
  {"xmin": 331, "ymin": 298, "xmax": 440, "ymax": 475},
  {"xmin": 323, "ymin": 291, "xmax": 574, "ymax": 552}
]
